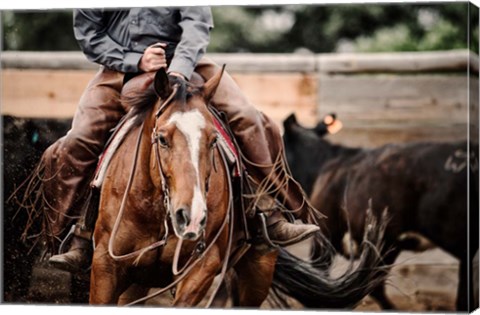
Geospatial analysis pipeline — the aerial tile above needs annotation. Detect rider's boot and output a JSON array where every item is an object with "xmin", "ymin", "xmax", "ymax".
[
  {"xmin": 238, "ymin": 114, "xmax": 320, "ymax": 246},
  {"xmin": 265, "ymin": 211, "xmax": 319, "ymax": 247},
  {"xmin": 49, "ymin": 223, "xmax": 92, "ymax": 273},
  {"xmin": 195, "ymin": 59, "xmax": 322, "ymax": 246}
]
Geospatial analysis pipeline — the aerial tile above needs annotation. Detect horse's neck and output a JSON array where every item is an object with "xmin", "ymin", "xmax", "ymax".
[
  {"xmin": 140, "ymin": 109, "xmax": 160, "ymax": 185},
  {"xmin": 117, "ymin": 112, "xmax": 166, "ymax": 228},
  {"xmin": 122, "ymin": 109, "xmax": 162, "ymax": 199}
]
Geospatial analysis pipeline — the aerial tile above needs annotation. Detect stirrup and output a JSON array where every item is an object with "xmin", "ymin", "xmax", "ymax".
[
  {"xmin": 58, "ymin": 225, "xmax": 75, "ymax": 255},
  {"xmin": 58, "ymin": 224, "xmax": 93, "ymax": 255},
  {"xmin": 257, "ymin": 213, "xmax": 280, "ymax": 249}
]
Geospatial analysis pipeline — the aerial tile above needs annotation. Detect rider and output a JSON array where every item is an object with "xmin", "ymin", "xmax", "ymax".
[{"xmin": 43, "ymin": 7, "xmax": 321, "ymax": 272}]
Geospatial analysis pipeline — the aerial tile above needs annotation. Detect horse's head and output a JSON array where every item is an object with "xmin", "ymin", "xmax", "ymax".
[{"xmin": 151, "ymin": 68, "xmax": 224, "ymax": 241}]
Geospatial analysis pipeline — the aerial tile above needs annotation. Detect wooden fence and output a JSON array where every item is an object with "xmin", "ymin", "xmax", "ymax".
[
  {"xmin": 316, "ymin": 51, "xmax": 479, "ymax": 147},
  {"xmin": 2, "ymin": 50, "xmax": 478, "ymax": 147}
]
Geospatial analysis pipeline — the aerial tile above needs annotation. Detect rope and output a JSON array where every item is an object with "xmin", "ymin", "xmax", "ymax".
[
  {"xmin": 125, "ymin": 148, "xmax": 233, "ymax": 305},
  {"xmin": 107, "ymin": 121, "xmax": 169, "ymax": 262},
  {"xmin": 114, "ymin": 91, "xmax": 237, "ymax": 306}
]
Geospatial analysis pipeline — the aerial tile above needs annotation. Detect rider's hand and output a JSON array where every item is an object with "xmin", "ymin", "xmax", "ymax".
[
  {"xmin": 168, "ymin": 71, "xmax": 187, "ymax": 86},
  {"xmin": 138, "ymin": 43, "xmax": 167, "ymax": 72}
]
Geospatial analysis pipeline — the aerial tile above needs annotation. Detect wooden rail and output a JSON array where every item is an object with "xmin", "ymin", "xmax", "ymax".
[
  {"xmin": 2, "ymin": 50, "xmax": 478, "ymax": 147},
  {"xmin": 1, "ymin": 50, "xmax": 478, "ymax": 73}
]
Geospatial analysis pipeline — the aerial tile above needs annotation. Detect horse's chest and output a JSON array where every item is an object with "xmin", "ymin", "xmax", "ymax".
[{"xmin": 131, "ymin": 263, "xmax": 174, "ymax": 288}]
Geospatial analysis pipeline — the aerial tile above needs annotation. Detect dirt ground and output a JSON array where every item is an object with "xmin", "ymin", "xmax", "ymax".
[
  {"xmin": 352, "ymin": 249, "xmax": 458, "ymax": 312},
  {"xmin": 142, "ymin": 246, "xmax": 460, "ymax": 311},
  {"xmin": 278, "ymin": 246, "xmax": 459, "ymax": 312},
  {"xmin": 25, "ymin": 243, "xmax": 459, "ymax": 312}
]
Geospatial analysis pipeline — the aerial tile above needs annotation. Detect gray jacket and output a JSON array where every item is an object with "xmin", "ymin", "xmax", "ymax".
[{"xmin": 73, "ymin": 7, "xmax": 213, "ymax": 79}]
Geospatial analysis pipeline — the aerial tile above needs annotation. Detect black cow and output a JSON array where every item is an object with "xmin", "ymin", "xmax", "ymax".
[
  {"xmin": 2, "ymin": 115, "xmax": 72, "ymax": 302},
  {"xmin": 283, "ymin": 113, "xmax": 479, "ymax": 311}
]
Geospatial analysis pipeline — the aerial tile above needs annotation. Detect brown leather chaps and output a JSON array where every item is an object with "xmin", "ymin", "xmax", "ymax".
[{"xmin": 38, "ymin": 57, "xmax": 314, "ymax": 248}]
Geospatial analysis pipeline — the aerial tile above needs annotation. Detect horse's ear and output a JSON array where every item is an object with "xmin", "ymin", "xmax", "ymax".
[
  {"xmin": 203, "ymin": 64, "xmax": 225, "ymax": 102},
  {"xmin": 283, "ymin": 113, "xmax": 298, "ymax": 131},
  {"xmin": 154, "ymin": 68, "xmax": 172, "ymax": 100}
]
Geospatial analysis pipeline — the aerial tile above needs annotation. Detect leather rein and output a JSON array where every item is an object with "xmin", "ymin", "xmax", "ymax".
[{"xmin": 106, "ymin": 85, "xmax": 235, "ymax": 306}]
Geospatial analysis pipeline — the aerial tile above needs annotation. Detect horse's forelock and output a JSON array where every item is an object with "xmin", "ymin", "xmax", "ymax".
[
  {"xmin": 172, "ymin": 79, "xmax": 203, "ymax": 108},
  {"xmin": 121, "ymin": 79, "xmax": 206, "ymax": 127}
]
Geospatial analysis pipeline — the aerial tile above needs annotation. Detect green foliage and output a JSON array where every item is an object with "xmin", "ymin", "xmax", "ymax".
[
  {"xmin": 209, "ymin": 7, "xmax": 259, "ymax": 52},
  {"xmin": 470, "ymin": 3, "xmax": 479, "ymax": 54},
  {"xmin": 419, "ymin": 18, "xmax": 467, "ymax": 51},
  {"xmin": 1, "ymin": 4, "xmax": 476, "ymax": 53},
  {"xmin": 281, "ymin": 4, "xmax": 421, "ymax": 52},
  {"xmin": 2, "ymin": 10, "xmax": 78, "ymax": 51},
  {"xmin": 210, "ymin": 6, "xmax": 295, "ymax": 52},
  {"xmin": 354, "ymin": 25, "xmax": 418, "ymax": 52},
  {"xmin": 354, "ymin": 18, "xmax": 469, "ymax": 52},
  {"xmin": 353, "ymin": 3, "xmax": 476, "ymax": 53},
  {"xmin": 473, "ymin": 25, "xmax": 479, "ymax": 54}
]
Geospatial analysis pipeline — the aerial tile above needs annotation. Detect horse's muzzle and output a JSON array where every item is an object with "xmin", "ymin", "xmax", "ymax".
[{"xmin": 173, "ymin": 206, "xmax": 207, "ymax": 241}]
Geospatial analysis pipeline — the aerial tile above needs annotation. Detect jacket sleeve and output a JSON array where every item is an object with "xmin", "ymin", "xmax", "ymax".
[
  {"xmin": 168, "ymin": 7, "xmax": 214, "ymax": 80},
  {"xmin": 73, "ymin": 9, "xmax": 143, "ymax": 73}
]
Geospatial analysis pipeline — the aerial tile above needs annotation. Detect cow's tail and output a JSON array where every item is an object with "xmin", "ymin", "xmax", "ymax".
[{"xmin": 271, "ymin": 208, "xmax": 389, "ymax": 309}]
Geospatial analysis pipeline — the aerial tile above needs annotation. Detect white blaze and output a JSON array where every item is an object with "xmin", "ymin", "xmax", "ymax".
[{"xmin": 167, "ymin": 109, "xmax": 207, "ymax": 228}]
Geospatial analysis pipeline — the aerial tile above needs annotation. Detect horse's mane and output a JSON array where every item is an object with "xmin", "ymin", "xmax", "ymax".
[
  {"xmin": 121, "ymin": 83, "xmax": 158, "ymax": 126},
  {"xmin": 121, "ymin": 77, "xmax": 203, "ymax": 127}
]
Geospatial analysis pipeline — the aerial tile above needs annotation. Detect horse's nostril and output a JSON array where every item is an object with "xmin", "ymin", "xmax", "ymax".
[
  {"xmin": 184, "ymin": 232, "xmax": 197, "ymax": 241},
  {"xmin": 199, "ymin": 215, "xmax": 207, "ymax": 228},
  {"xmin": 175, "ymin": 208, "xmax": 190, "ymax": 228}
]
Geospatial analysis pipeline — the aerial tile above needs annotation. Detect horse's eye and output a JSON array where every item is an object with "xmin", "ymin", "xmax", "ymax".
[
  {"xmin": 158, "ymin": 134, "xmax": 169, "ymax": 147},
  {"xmin": 210, "ymin": 137, "xmax": 218, "ymax": 149}
]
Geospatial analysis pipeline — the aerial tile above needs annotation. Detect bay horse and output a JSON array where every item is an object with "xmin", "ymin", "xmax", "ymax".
[{"xmin": 90, "ymin": 67, "xmax": 277, "ymax": 306}]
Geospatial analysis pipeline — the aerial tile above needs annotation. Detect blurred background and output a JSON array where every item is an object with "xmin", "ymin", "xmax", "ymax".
[
  {"xmin": 2, "ymin": 3, "xmax": 479, "ymax": 53},
  {"xmin": 1, "ymin": 2, "xmax": 479, "ymax": 312}
]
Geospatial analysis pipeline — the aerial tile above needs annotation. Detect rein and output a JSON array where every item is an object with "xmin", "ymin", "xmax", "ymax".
[
  {"xmin": 107, "ymin": 120, "xmax": 169, "ymax": 262},
  {"xmin": 126, "ymin": 125, "xmax": 235, "ymax": 306},
  {"xmin": 107, "ymin": 86, "xmax": 178, "ymax": 262},
  {"xmin": 106, "ymin": 84, "xmax": 236, "ymax": 306}
]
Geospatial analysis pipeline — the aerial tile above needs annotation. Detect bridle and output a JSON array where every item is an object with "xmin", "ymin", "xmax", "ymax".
[
  {"xmin": 106, "ymin": 83, "xmax": 234, "ymax": 306},
  {"xmin": 150, "ymin": 85, "xmax": 204, "ymax": 275},
  {"xmin": 107, "ymin": 85, "xmax": 181, "ymax": 263},
  {"xmin": 107, "ymin": 86, "xmax": 179, "ymax": 263}
]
